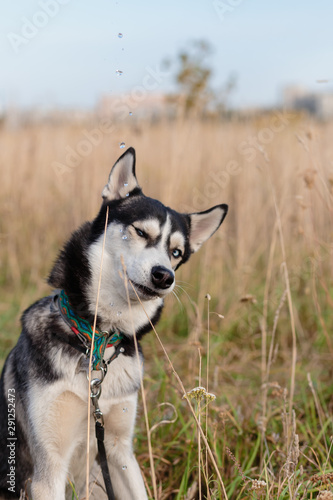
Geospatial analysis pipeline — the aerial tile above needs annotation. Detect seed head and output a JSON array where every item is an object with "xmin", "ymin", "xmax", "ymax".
[
  {"xmin": 184, "ymin": 386, "xmax": 216, "ymax": 405},
  {"xmin": 317, "ymin": 491, "xmax": 333, "ymax": 500},
  {"xmin": 251, "ymin": 479, "xmax": 267, "ymax": 491}
]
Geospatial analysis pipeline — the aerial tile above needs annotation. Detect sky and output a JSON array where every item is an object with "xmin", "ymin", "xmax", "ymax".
[{"xmin": 1, "ymin": 0, "xmax": 333, "ymax": 110}]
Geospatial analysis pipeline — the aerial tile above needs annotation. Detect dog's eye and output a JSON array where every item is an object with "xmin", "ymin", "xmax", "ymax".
[
  {"xmin": 134, "ymin": 227, "xmax": 146, "ymax": 238},
  {"xmin": 172, "ymin": 248, "xmax": 182, "ymax": 259}
]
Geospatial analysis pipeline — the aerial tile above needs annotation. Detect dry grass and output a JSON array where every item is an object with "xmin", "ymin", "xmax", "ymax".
[{"xmin": 1, "ymin": 113, "xmax": 333, "ymax": 498}]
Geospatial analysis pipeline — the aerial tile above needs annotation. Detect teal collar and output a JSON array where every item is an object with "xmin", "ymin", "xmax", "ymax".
[{"xmin": 57, "ymin": 290, "xmax": 124, "ymax": 370}]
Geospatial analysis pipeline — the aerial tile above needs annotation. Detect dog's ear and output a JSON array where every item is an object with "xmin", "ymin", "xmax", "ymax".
[
  {"xmin": 188, "ymin": 204, "xmax": 228, "ymax": 253},
  {"xmin": 102, "ymin": 147, "xmax": 140, "ymax": 201}
]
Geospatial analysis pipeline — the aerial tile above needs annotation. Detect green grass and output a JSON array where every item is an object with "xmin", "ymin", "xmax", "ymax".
[
  {"xmin": 127, "ymin": 267, "xmax": 333, "ymax": 499},
  {"xmin": 1, "ymin": 273, "xmax": 333, "ymax": 499},
  {"xmin": 1, "ymin": 264, "xmax": 333, "ymax": 499}
]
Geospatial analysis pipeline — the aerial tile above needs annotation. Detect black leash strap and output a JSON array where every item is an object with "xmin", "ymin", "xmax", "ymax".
[{"xmin": 96, "ymin": 422, "xmax": 116, "ymax": 500}]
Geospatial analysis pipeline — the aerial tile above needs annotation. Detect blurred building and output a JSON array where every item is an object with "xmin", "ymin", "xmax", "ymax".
[{"xmin": 283, "ymin": 85, "xmax": 333, "ymax": 120}]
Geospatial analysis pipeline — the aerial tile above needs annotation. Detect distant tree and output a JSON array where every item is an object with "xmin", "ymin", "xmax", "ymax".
[
  {"xmin": 213, "ymin": 72, "xmax": 237, "ymax": 115},
  {"xmin": 165, "ymin": 39, "xmax": 236, "ymax": 118}
]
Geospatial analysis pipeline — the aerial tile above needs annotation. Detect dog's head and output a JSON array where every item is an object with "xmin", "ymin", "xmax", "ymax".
[
  {"xmin": 49, "ymin": 147, "xmax": 227, "ymax": 331},
  {"xmin": 89, "ymin": 147, "xmax": 228, "ymax": 304}
]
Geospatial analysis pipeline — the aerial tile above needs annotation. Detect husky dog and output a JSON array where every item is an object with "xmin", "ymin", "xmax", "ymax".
[{"xmin": 0, "ymin": 147, "xmax": 228, "ymax": 500}]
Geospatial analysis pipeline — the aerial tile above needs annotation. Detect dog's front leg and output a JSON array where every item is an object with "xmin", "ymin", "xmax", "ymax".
[
  {"xmin": 29, "ymin": 389, "xmax": 87, "ymax": 500},
  {"xmin": 103, "ymin": 393, "xmax": 148, "ymax": 500}
]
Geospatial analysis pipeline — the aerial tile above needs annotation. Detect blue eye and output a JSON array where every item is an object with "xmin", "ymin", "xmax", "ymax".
[
  {"xmin": 134, "ymin": 227, "xmax": 146, "ymax": 238},
  {"xmin": 172, "ymin": 249, "xmax": 182, "ymax": 259}
]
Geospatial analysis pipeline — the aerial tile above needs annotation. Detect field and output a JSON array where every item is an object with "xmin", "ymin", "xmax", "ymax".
[{"xmin": 0, "ymin": 113, "xmax": 333, "ymax": 499}]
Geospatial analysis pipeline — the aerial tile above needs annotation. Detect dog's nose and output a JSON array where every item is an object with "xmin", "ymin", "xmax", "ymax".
[{"xmin": 151, "ymin": 266, "xmax": 175, "ymax": 289}]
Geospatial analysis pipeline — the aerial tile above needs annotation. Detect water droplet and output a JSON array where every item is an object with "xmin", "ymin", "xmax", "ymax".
[
  {"xmin": 119, "ymin": 228, "xmax": 123, "ymax": 232},
  {"xmin": 116, "ymin": 69, "xmax": 123, "ymax": 77},
  {"xmin": 117, "ymin": 311, "xmax": 122, "ymax": 316},
  {"xmin": 110, "ymin": 302, "xmax": 114, "ymax": 307},
  {"xmin": 118, "ymin": 33, "xmax": 123, "ymax": 38},
  {"xmin": 129, "ymin": 111, "xmax": 133, "ymax": 116},
  {"xmin": 124, "ymin": 182, "xmax": 129, "ymax": 187},
  {"xmin": 122, "ymin": 235, "xmax": 127, "ymax": 240},
  {"xmin": 122, "ymin": 407, "xmax": 128, "ymax": 412},
  {"xmin": 119, "ymin": 142, "xmax": 125, "ymax": 149},
  {"xmin": 125, "ymin": 193, "xmax": 129, "ymax": 197},
  {"xmin": 122, "ymin": 465, "xmax": 127, "ymax": 470}
]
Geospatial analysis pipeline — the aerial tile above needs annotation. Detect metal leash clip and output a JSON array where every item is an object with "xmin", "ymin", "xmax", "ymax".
[{"xmin": 89, "ymin": 361, "xmax": 107, "ymax": 426}]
